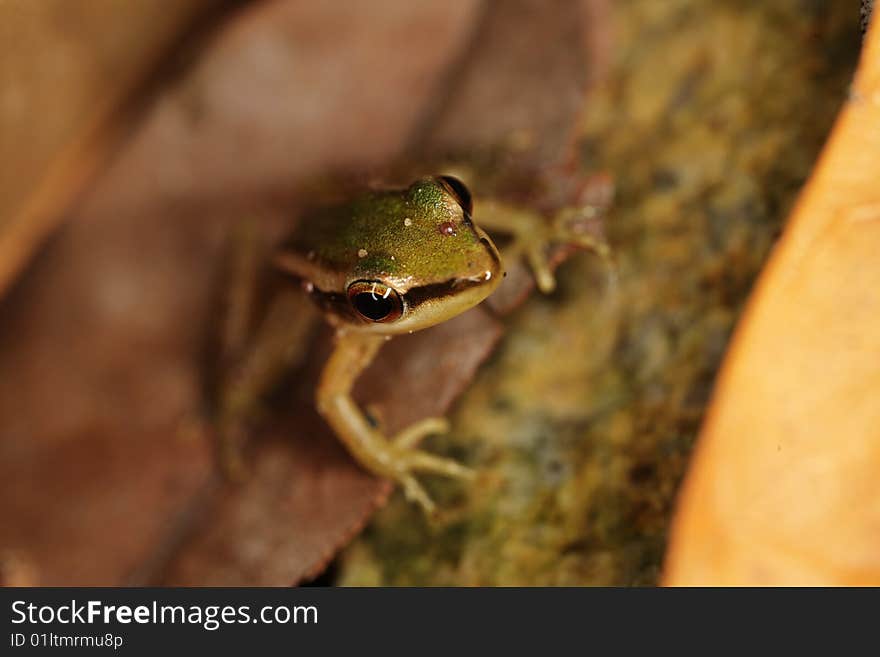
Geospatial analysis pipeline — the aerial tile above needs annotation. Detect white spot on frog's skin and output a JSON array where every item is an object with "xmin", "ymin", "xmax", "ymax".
[
  {"xmin": 303, "ymin": 281, "xmax": 314, "ymax": 293},
  {"xmin": 404, "ymin": 218, "xmax": 412, "ymax": 227},
  {"xmin": 464, "ymin": 271, "xmax": 493, "ymax": 284},
  {"xmin": 307, "ymin": 250, "xmax": 316, "ymax": 260},
  {"xmin": 358, "ymin": 248, "xmax": 368, "ymax": 258}
]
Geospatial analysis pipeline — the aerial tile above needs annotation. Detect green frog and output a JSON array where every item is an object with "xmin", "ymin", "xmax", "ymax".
[{"xmin": 214, "ymin": 173, "xmax": 611, "ymax": 514}]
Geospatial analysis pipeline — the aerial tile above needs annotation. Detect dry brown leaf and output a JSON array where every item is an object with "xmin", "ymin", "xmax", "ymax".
[{"xmin": 0, "ymin": 0, "xmax": 233, "ymax": 297}]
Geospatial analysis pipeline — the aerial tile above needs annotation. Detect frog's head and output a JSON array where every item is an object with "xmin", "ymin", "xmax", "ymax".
[
  {"xmin": 347, "ymin": 176, "xmax": 502, "ymax": 335},
  {"xmin": 278, "ymin": 176, "xmax": 503, "ymax": 335}
]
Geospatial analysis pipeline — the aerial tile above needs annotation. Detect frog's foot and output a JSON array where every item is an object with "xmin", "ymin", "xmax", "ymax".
[
  {"xmin": 381, "ymin": 417, "xmax": 473, "ymax": 515},
  {"xmin": 505, "ymin": 209, "xmax": 612, "ymax": 294},
  {"xmin": 478, "ymin": 192, "xmax": 613, "ymax": 294},
  {"xmin": 551, "ymin": 206, "xmax": 612, "ymax": 255},
  {"xmin": 515, "ymin": 233, "xmax": 559, "ymax": 295},
  {"xmin": 549, "ymin": 205, "xmax": 613, "ymax": 268}
]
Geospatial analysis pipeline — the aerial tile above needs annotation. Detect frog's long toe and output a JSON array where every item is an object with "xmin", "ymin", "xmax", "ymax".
[
  {"xmin": 525, "ymin": 244, "xmax": 558, "ymax": 293},
  {"xmin": 391, "ymin": 418, "xmax": 472, "ymax": 478},
  {"xmin": 393, "ymin": 416, "xmax": 450, "ymax": 448},
  {"xmin": 401, "ymin": 449, "xmax": 475, "ymax": 479},
  {"xmin": 400, "ymin": 475, "xmax": 436, "ymax": 515}
]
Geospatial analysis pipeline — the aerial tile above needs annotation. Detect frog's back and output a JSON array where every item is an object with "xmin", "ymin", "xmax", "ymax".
[{"xmin": 282, "ymin": 179, "xmax": 497, "ymax": 294}]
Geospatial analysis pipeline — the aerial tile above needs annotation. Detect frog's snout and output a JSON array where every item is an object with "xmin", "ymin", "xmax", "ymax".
[{"xmin": 473, "ymin": 225, "xmax": 503, "ymax": 291}]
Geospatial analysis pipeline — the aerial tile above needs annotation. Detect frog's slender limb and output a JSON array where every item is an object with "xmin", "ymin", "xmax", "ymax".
[
  {"xmin": 213, "ymin": 219, "xmax": 263, "ymax": 479},
  {"xmin": 219, "ymin": 219, "xmax": 262, "ymax": 367},
  {"xmin": 474, "ymin": 198, "xmax": 612, "ymax": 293},
  {"xmin": 316, "ymin": 331, "xmax": 472, "ymax": 515},
  {"xmin": 217, "ymin": 291, "xmax": 316, "ymax": 479},
  {"xmin": 214, "ymin": 219, "xmax": 317, "ymax": 479}
]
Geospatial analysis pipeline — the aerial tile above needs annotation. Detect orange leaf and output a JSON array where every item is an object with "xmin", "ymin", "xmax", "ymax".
[{"xmin": 664, "ymin": 16, "xmax": 880, "ymax": 586}]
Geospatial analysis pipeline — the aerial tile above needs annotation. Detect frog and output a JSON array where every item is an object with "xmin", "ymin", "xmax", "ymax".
[{"xmin": 212, "ymin": 172, "xmax": 612, "ymax": 515}]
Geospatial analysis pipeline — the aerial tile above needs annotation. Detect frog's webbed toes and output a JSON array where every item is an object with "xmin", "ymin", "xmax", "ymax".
[
  {"xmin": 506, "ymin": 207, "xmax": 613, "ymax": 295},
  {"xmin": 393, "ymin": 448, "xmax": 474, "ymax": 517},
  {"xmin": 551, "ymin": 207, "xmax": 612, "ymax": 257},
  {"xmin": 380, "ymin": 418, "xmax": 473, "ymax": 516},
  {"xmin": 528, "ymin": 207, "xmax": 615, "ymax": 294}
]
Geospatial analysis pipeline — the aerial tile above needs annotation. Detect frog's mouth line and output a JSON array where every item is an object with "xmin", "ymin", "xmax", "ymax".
[
  {"xmin": 402, "ymin": 276, "xmax": 491, "ymax": 311},
  {"xmin": 306, "ymin": 273, "xmax": 494, "ymax": 326}
]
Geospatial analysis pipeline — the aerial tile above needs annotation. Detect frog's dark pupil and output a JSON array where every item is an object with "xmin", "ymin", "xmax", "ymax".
[{"xmin": 353, "ymin": 292, "xmax": 393, "ymax": 321}]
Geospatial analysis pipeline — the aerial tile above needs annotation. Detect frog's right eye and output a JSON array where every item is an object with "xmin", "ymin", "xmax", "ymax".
[
  {"xmin": 437, "ymin": 175, "xmax": 473, "ymax": 219},
  {"xmin": 347, "ymin": 280, "xmax": 404, "ymax": 323}
]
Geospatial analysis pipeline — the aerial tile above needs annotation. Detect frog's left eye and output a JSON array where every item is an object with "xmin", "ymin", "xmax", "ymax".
[
  {"xmin": 437, "ymin": 175, "xmax": 473, "ymax": 218},
  {"xmin": 347, "ymin": 280, "xmax": 404, "ymax": 323}
]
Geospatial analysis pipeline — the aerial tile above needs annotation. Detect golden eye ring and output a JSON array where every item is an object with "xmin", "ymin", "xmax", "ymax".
[
  {"xmin": 347, "ymin": 280, "xmax": 404, "ymax": 323},
  {"xmin": 436, "ymin": 175, "xmax": 473, "ymax": 219}
]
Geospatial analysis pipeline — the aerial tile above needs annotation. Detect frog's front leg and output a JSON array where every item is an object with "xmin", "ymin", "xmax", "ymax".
[
  {"xmin": 316, "ymin": 331, "xmax": 472, "ymax": 515},
  {"xmin": 474, "ymin": 174, "xmax": 614, "ymax": 293}
]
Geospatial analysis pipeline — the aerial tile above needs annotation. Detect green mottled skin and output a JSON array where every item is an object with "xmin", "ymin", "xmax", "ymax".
[{"xmin": 289, "ymin": 179, "xmax": 491, "ymax": 292}]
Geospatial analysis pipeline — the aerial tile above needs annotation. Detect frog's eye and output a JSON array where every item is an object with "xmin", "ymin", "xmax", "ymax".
[
  {"xmin": 347, "ymin": 280, "xmax": 404, "ymax": 323},
  {"xmin": 437, "ymin": 175, "xmax": 473, "ymax": 218}
]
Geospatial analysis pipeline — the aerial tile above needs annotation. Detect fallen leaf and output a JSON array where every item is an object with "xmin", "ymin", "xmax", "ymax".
[
  {"xmin": 0, "ymin": 0, "xmax": 235, "ymax": 296},
  {"xmin": 664, "ymin": 14, "xmax": 880, "ymax": 586}
]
